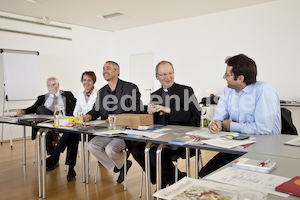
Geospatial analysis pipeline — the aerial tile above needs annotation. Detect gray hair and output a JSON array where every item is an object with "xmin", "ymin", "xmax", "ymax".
[
  {"xmin": 47, "ymin": 77, "xmax": 59, "ymax": 84},
  {"xmin": 106, "ymin": 61, "xmax": 120, "ymax": 70}
]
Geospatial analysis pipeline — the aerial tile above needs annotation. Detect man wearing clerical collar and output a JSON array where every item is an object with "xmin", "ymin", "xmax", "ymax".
[{"xmin": 132, "ymin": 60, "xmax": 200, "ymax": 188}]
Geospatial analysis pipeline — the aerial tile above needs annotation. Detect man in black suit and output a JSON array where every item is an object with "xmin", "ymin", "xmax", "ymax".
[
  {"xmin": 83, "ymin": 61, "xmax": 141, "ymax": 183},
  {"xmin": 17, "ymin": 77, "xmax": 76, "ymax": 168},
  {"xmin": 131, "ymin": 60, "xmax": 200, "ymax": 188}
]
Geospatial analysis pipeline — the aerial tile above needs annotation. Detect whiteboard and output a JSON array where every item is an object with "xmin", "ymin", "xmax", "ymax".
[{"xmin": 0, "ymin": 49, "xmax": 42, "ymax": 101}]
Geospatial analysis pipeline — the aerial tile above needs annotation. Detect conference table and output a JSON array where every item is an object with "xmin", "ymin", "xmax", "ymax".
[
  {"xmin": 206, "ymin": 152, "xmax": 300, "ymax": 200},
  {"xmin": 1, "ymin": 115, "xmax": 300, "ymax": 199}
]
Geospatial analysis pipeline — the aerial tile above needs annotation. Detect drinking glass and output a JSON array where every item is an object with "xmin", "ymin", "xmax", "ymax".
[{"xmin": 108, "ymin": 114, "xmax": 116, "ymax": 129}]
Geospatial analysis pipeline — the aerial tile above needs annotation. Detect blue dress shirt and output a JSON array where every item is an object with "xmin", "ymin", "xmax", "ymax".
[{"xmin": 213, "ymin": 81, "xmax": 281, "ymax": 134}]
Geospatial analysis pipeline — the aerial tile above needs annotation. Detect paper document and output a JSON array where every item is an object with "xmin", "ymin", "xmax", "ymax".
[
  {"xmin": 123, "ymin": 130, "xmax": 166, "ymax": 138},
  {"xmin": 284, "ymin": 137, "xmax": 300, "ymax": 147},
  {"xmin": 202, "ymin": 137, "xmax": 256, "ymax": 149},
  {"xmin": 153, "ymin": 176, "xmax": 263, "ymax": 200},
  {"xmin": 168, "ymin": 136, "xmax": 194, "ymax": 145},
  {"xmin": 205, "ymin": 167, "xmax": 290, "ymax": 197},
  {"xmin": 93, "ymin": 129, "xmax": 123, "ymax": 136},
  {"xmin": 186, "ymin": 129, "xmax": 239, "ymax": 139}
]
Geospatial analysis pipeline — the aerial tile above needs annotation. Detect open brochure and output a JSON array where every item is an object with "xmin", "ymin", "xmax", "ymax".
[
  {"xmin": 205, "ymin": 167, "xmax": 290, "ymax": 197},
  {"xmin": 154, "ymin": 177, "xmax": 242, "ymax": 200}
]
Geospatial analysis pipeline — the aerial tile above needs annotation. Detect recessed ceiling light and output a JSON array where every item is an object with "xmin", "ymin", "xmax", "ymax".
[
  {"xmin": 26, "ymin": 0, "xmax": 38, "ymax": 3},
  {"xmin": 103, "ymin": 12, "xmax": 124, "ymax": 19},
  {"xmin": 96, "ymin": 12, "xmax": 125, "ymax": 20}
]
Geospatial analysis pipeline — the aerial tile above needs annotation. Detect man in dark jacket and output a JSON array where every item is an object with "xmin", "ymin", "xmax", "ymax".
[
  {"xmin": 131, "ymin": 60, "xmax": 200, "ymax": 188},
  {"xmin": 83, "ymin": 61, "xmax": 141, "ymax": 183},
  {"xmin": 17, "ymin": 77, "xmax": 76, "ymax": 163}
]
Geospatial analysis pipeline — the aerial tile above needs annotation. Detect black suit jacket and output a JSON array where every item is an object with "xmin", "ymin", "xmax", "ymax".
[
  {"xmin": 24, "ymin": 90, "xmax": 76, "ymax": 116},
  {"xmin": 151, "ymin": 83, "xmax": 200, "ymax": 127},
  {"xmin": 88, "ymin": 79, "xmax": 141, "ymax": 120}
]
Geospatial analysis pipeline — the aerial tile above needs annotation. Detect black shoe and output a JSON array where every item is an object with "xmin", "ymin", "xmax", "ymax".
[
  {"xmin": 46, "ymin": 156, "xmax": 59, "ymax": 171},
  {"xmin": 46, "ymin": 162, "xmax": 59, "ymax": 171},
  {"xmin": 114, "ymin": 152, "xmax": 130, "ymax": 173},
  {"xmin": 113, "ymin": 166, "xmax": 120, "ymax": 173},
  {"xmin": 116, "ymin": 160, "xmax": 132, "ymax": 183},
  {"xmin": 67, "ymin": 169, "xmax": 76, "ymax": 182}
]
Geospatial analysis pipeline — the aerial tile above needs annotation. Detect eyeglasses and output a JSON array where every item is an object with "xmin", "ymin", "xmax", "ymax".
[
  {"xmin": 223, "ymin": 73, "xmax": 234, "ymax": 78},
  {"xmin": 47, "ymin": 83, "xmax": 57, "ymax": 88},
  {"xmin": 157, "ymin": 72, "xmax": 174, "ymax": 77}
]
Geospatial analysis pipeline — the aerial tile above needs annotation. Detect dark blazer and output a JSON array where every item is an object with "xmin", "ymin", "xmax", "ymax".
[
  {"xmin": 151, "ymin": 83, "xmax": 200, "ymax": 127},
  {"xmin": 24, "ymin": 90, "xmax": 76, "ymax": 116},
  {"xmin": 88, "ymin": 79, "xmax": 141, "ymax": 120}
]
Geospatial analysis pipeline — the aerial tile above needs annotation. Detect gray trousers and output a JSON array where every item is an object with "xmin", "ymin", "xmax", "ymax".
[{"xmin": 87, "ymin": 136, "xmax": 126, "ymax": 170}]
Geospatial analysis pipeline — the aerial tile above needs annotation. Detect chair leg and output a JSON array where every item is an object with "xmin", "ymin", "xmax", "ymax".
[
  {"xmin": 195, "ymin": 149, "xmax": 204, "ymax": 179},
  {"xmin": 199, "ymin": 150, "xmax": 204, "ymax": 168},
  {"xmin": 95, "ymin": 161, "xmax": 98, "ymax": 183},
  {"xmin": 175, "ymin": 159, "xmax": 178, "ymax": 182},
  {"xmin": 123, "ymin": 149, "xmax": 127, "ymax": 191},
  {"xmin": 34, "ymin": 137, "xmax": 37, "ymax": 163},
  {"xmin": 139, "ymin": 169, "xmax": 144, "ymax": 198},
  {"xmin": 88, "ymin": 151, "xmax": 90, "ymax": 177}
]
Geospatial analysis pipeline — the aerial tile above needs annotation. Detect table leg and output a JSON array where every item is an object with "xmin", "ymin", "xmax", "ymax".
[
  {"xmin": 37, "ymin": 129, "xmax": 43, "ymax": 198},
  {"xmin": 145, "ymin": 143, "xmax": 154, "ymax": 200},
  {"xmin": 81, "ymin": 134, "xmax": 85, "ymax": 183},
  {"xmin": 23, "ymin": 126, "xmax": 26, "ymax": 165},
  {"xmin": 42, "ymin": 129, "xmax": 48, "ymax": 199},
  {"xmin": 185, "ymin": 147, "xmax": 190, "ymax": 177},
  {"xmin": 195, "ymin": 149, "xmax": 199, "ymax": 179},
  {"xmin": 85, "ymin": 134, "xmax": 89, "ymax": 184},
  {"xmin": 156, "ymin": 144, "xmax": 165, "ymax": 198}
]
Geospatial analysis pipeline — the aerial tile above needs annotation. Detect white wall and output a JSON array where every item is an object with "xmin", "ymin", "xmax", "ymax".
[
  {"xmin": 113, "ymin": 0, "xmax": 300, "ymax": 103},
  {"xmin": 2, "ymin": 0, "xmax": 300, "ymax": 140},
  {"xmin": 0, "ymin": 11, "xmax": 114, "ymax": 140}
]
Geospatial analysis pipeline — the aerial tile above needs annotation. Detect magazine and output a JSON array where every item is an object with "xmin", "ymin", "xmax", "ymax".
[{"xmin": 153, "ymin": 177, "xmax": 240, "ymax": 200}]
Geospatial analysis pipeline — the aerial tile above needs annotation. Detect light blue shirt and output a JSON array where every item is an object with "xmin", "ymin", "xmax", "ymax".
[{"xmin": 213, "ymin": 81, "xmax": 281, "ymax": 135}]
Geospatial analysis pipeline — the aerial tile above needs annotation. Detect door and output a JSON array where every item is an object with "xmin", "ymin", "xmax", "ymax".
[{"xmin": 130, "ymin": 53, "xmax": 154, "ymax": 108}]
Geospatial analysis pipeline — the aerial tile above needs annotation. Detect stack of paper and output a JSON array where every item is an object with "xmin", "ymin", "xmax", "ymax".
[{"xmin": 232, "ymin": 158, "xmax": 276, "ymax": 173}]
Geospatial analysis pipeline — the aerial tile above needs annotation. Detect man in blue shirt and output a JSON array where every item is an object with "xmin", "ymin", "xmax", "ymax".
[{"xmin": 199, "ymin": 54, "xmax": 281, "ymax": 177}]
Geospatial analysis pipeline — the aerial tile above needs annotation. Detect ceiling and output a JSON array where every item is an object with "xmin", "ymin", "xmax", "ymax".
[{"xmin": 0, "ymin": 0, "xmax": 277, "ymax": 32}]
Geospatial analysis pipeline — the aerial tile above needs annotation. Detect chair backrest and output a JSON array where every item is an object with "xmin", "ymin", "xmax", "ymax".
[
  {"xmin": 199, "ymin": 95, "xmax": 219, "ymax": 107},
  {"xmin": 281, "ymin": 107, "xmax": 298, "ymax": 135}
]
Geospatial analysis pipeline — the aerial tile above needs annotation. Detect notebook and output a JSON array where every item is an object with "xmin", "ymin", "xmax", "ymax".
[
  {"xmin": 275, "ymin": 176, "xmax": 300, "ymax": 197},
  {"xmin": 232, "ymin": 157, "xmax": 276, "ymax": 173}
]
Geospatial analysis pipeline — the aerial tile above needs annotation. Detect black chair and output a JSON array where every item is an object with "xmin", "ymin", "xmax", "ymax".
[{"xmin": 281, "ymin": 107, "xmax": 297, "ymax": 135}]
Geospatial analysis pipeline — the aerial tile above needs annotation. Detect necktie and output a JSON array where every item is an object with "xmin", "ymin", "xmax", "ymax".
[{"xmin": 49, "ymin": 95, "xmax": 58, "ymax": 112}]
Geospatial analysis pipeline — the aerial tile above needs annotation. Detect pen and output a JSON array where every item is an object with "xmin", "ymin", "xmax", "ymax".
[{"xmin": 259, "ymin": 159, "xmax": 270, "ymax": 167}]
